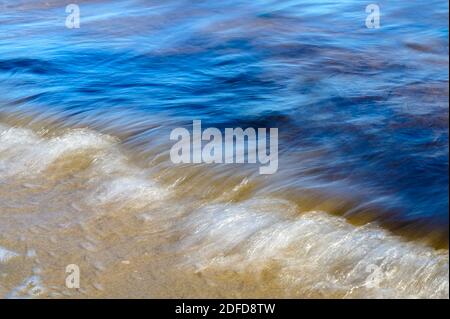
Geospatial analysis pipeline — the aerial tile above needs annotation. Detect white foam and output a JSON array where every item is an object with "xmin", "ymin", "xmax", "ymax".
[
  {"xmin": 180, "ymin": 199, "xmax": 449, "ymax": 298},
  {"xmin": 0, "ymin": 125, "xmax": 115, "ymax": 177},
  {"xmin": 0, "ymin": 123, "xmax": 169, "ymax": 210},
  {"xmin": 89, "ymin": 175, "xmax": 169, "ymax": 208},
  {"xmin": 179, "ymin": 199, "xmax": 289, "ymax": 256},
  {"xmin": 0, "ymin": 246, "xmax": 19, "ymax": 263}
]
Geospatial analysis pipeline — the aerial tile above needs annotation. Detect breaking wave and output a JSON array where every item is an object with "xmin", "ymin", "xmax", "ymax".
[{"xmin": 0, "ymin": 122, "xmax": 447, "ymax": 298}]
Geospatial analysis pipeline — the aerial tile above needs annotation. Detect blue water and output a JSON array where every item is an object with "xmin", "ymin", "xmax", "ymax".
[{"xmin": 0, "ymin": 0, "xmax": 448, "ymax": 239}]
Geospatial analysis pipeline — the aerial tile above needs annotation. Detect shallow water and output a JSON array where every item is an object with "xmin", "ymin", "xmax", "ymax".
[{"xmin": 0, "ymin": 0, "xmax": 448, "ymax": 298}]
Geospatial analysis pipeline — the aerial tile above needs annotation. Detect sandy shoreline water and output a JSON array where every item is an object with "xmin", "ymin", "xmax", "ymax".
[{"xmin": 0, "ymin": 120, "xmax": 448, "ymax": 298}]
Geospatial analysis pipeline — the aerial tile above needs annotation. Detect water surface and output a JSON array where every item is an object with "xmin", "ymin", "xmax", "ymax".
[{"xmin": 0, "ymin": 0, "xmax": 448, "ymax": 298}]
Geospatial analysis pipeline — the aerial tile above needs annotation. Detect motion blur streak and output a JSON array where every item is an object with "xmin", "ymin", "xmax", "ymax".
[{"xmin": 0, "ymin": 0, "xmax": 448, "ymax": 298}]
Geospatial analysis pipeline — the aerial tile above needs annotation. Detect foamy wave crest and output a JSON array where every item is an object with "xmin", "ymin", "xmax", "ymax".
[
  {"xmin": 0, "ymin": 123, "xmax": 169, "ymax": 207},
  {"xmin": 179, "ymin": 199, "xmax": 449, "ymax": 298},
  {"xmin": 0, "ymin": 124, "xmax": 115, "ymax": 178},
  {"xmin": 88, "ymin": 176, "xmax": 169, "ymax": 208},
  {"xmin": 0, "ymin": 246, "xmax": 19, "ymax": 264}
]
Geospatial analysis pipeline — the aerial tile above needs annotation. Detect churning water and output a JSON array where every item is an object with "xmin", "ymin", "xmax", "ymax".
[{"xmin": 0, "ymin": 0, "xmax": 448, "ymax": 298}]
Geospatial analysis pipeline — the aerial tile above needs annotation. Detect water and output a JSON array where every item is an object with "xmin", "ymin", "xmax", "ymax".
[{"xmin": 0, "ymin": 0, "xmax": 448, "ymax": 298}]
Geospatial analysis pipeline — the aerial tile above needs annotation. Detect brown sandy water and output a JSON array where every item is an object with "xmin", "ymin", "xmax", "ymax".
[{"xmin": 0, "ymin": 117, "xmax": 448, "ymax": 299}]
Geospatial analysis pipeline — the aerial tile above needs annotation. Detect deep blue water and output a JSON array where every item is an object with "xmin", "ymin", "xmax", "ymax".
[{"xmin": 0, "ymin": 1, "xmax": 448, "ymax": 236}]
